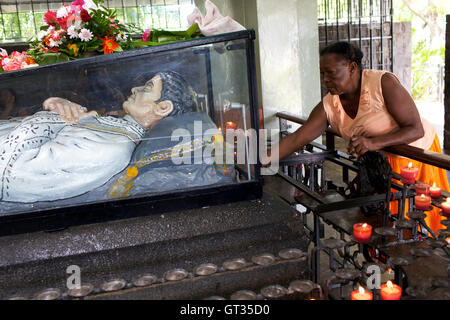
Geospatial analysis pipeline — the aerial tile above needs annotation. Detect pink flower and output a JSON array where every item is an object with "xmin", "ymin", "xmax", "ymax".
[
  {"xmin": 3, "ymin": 60, "xmax": 22, "ymax": 72},
  {"xmin": 71, "ymin": 0, "xmax": 85, "ymax": 5},
  {"xmin": 142, "ymin": 29, "xmax": 150, "ymax": 42}
]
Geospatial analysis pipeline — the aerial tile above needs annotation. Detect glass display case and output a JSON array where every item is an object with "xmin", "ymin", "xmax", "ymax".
[{"xmin": 0, "ymin": 30, "xmax": 262, "ymax": 236}]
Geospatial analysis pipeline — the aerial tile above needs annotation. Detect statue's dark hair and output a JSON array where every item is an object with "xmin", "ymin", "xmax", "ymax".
[
  {"xmin": 320, "ymin": 41, "xmax": 364, "ymax": 69},
  {"xmin": 156, "ymin": 71, "xmax": 197, "ymax": 117}
]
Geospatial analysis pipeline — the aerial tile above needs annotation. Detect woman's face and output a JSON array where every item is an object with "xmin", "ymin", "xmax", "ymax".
[{"xmin": 320, "ymin": 53, "xmax": 355, "ymax": 95}]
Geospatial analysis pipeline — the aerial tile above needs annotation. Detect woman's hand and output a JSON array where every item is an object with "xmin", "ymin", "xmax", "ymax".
[
  {"xmin": 43, "ymin": 97, "xmax": 97, "ymax": 123},
  {"xmin": 348, "ymin": 135, "xmax": 378, "ymax": 155}
]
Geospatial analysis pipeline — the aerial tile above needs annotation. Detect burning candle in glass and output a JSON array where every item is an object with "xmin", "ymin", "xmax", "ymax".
[
  {"xmin": 353, "ymin": 223, "xmax": 372, "ymax": 243},
  {"xmin": 414, "ymin": 194, "xmax": 431, "ymax": 211},
  {"xmin": 441, "ymin": 198, "xmax": 450, "ymax": 217},
  {"xmin": 400, "ymin": 162, "xmax": 418, "ymax": 184},
  {"xmin": 351, "ymin": 286, "xmax": 373, "ymax": 300},
  {"xmin": 380, "ymin": 281, "xmax": 402, "ymax": 300},
  {"xmin": 429, "ymin": 183, "xmax": 441, "ymax": 199},
  {"xmin": 225, "ymin": 121, "xmax": 237, "ymax": 131},
  {"xmin": 415, "ymin": 183, "xmax": 429, "ymax": 196}
]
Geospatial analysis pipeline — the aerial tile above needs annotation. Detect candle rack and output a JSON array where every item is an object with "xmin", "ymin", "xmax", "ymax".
[{"xmin": 274, "ymin": 112, "xmax": 450, "ymax": 300}]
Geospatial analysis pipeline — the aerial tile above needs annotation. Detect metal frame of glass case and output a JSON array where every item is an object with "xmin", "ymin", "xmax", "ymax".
[{"xmin": 0, "ymin": 30, "xmax": 263, "ymax": 236}]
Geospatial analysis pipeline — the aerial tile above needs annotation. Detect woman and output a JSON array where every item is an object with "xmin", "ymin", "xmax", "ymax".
[{"xmin": 266, "ymin": 41, "xmax": 448, "ymax": 233}]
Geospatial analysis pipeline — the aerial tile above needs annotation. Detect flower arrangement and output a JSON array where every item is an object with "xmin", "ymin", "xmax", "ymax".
[
  {"xmin": 28, "ymin": 0, "xmax": 137, "ymax": 64},
  {"xmin": 0, "ymin": 0, "xmax": 202, "ymax": 72},
  {"xmin": 0, "ymin": 49, "xmax": 38, "ymax": 72}
]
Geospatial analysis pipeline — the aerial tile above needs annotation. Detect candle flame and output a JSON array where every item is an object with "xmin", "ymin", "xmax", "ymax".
[
  {"xmin": 362, "ymin": 223, "xmax": 367, "ymax": 228},
  {"xmin": 447, "ymin": 198, "xmax": 450, "ymax": 204},
  {"xmin": 433, "ymin": 183, "xmax": 436, "ymax": 188},
  {"xmin": 387, "ymin": 281, "xmax": 393, "ymax": 288},
  {"xmin": 408, "ymin": 162, "xmax": 412, "ymax": 168},
  {"xmin": 359, "ymin": 286, "xmax": 365, "ymax": 294},
  {"xmin": 421, "ymin": 194, "xmax": 425, "ymax": 198}
]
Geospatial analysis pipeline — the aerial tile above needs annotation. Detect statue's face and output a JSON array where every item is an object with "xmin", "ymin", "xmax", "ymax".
[{"xmin": 123, "ymin": 74, "xmax": 173, "ymax": 129}]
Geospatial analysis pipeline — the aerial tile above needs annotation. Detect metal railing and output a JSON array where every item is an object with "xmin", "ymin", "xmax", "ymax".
[{"xmin": 317, "ymin": 0, "xmax": 393, "ymax": 73}]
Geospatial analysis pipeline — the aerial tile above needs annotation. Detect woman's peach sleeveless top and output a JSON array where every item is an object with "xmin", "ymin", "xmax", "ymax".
[{"xmin": 322, "ymin": 69, "xmax": 435, "ymax": 151}]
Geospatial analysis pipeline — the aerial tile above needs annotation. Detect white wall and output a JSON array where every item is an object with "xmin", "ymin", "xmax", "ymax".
[{"xmin": 194, "ymin": 0, "xmax": 321, "ymax": 131}]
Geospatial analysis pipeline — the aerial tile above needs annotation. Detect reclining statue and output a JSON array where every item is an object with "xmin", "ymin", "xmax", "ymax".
[{"xmin": 0, "ymin": 71, "xmax": 211, "ymax": 203}]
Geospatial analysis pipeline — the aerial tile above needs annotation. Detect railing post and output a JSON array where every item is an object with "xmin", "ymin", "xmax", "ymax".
[{"xmin": 444, "ymin": 15, "xmax": 450, "ymax": 152}]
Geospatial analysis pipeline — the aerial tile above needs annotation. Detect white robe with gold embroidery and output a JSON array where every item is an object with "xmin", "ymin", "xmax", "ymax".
[{"xmin": 0, "ymin": 111, "xmax": 145, "ymax": 203}]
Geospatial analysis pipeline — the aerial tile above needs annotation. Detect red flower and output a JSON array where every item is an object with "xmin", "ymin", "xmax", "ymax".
[
  {"xmin": 142, "ymin": 29, "xmax": 150, "ymax": 42},
  {"xmin": 57, "ymin": 16, "xmax": 70, "ymax": 29},
  {"xmin": 80, "ymin": 9, "xmax": 91, "ymax": 22},
  {"xmin": 101, "ymin": 37, "xmax": 120, "ymax": 54},
  {"xmin": 44, "ymin": 11, "xmax": 58, "ymax": 26}
]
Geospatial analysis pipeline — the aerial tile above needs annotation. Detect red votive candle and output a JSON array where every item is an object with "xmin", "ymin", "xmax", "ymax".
[
  {"xmin": 225, "ymin": 121, "xmax": 237, "ymax": 131},
  {"xmin": 415, "ymin": 194, "xmax": 431, "ymax": 211},
  {"xmin": 441, "ymin": 198, "xmax": 450, "ymax": 217},
  {"xmin": 400, "ymin": 162, "xmax": 418, "ymax": 184},
  {"xmin": 380, "ymin": 281, "xmax": 402, "ymax": 300},
  {"xmin": 429, "ymin": 183, "xmax": 441, "ymax": 199},
  {"xmin": 351, "ymin": 286, "xmax": 373, "ymax": 300},
  {"xmin": 353, "ymin": 223, "xmax": 372, "ymax": 243},
  {"xmin": 415, "ymin": 183, "xmax": 429, "ymax": 196}
]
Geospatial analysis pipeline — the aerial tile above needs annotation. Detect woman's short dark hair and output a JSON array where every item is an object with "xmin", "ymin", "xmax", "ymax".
[
  {"xmin": 156, "ymin": 71, "xmax": 197, "ymax": 117},
  {"xmin": 320, "ymin": 41, "xmax": 364, "ymax": 69}
]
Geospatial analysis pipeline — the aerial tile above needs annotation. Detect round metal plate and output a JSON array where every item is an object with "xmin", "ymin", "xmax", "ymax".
[
  {"xmin": 410, "ymin": 247, "xmax": 433, "ymax": 257},
  {"xmin": 132, "ymin": 274, "xmax": 158, "ymax": 287},
  {"xmin": 204, "ymin": 296, "xmax": 226, "ymax": 300},
  {"xmin": 230, "ymin": 290, "xmax": 257, "ymax": 300},
  {"xmin": 426, "ymin": 239, "xmax": 447, "ymax": 248},
  {"xmin": 223, "ymin": 258, "xmax": 247, "ymax": 271},
  {"xmin": 432, "ymin": 277, "xmax": 450, "ymax": 288},
  {"xmin": 405, "ymin": 286, "xmax": 430, "ymax": 298},
  {"xmin": 433, "ymin": 248, "xmax": 450, "ymax": 261},
  {"xmin": 164, "ymin": 269, "xmax": 188, "ymax": 281},
  {"xmin": 68, "ymin": 284, "xmax": 94, "ymax": 297},
  {"xmin": 278, "ymin": 248, "xmax": 306, "ymax": 260},
  {"xmin": 8, "ymin": 296, "xmax": 26, "ymax": 300},
  {"xmin": 35, "ymin": 288, "xmax": 61, "ymax": 300},
  {"xmin": 407, "ymin": 211, "xmax": 427, "ymax": 220},
  {"xmin": 375, "ymin": 227, "xmax": 397, "ymax": 237},
  {"xmin": 395, "ymin": 220, "xmax": 416, "ymax": 229},
  {"xmin": 389, "ymin": 255, "xmax": 413, "ymax": 266},
  {"xmin": 100, "ymin": 279, "xmax": 126, "ymax": 292},
  {"xmin": 194, "ymin": 263, "xmax": 218, "ymax": 276},
  {"xmin": 260, "ymin": 285, "xmax": 287, "ymax": 299},
  {"xmin": 289, "ymin": 280, "xmax": 315, "ymax": 294},
  {"xmin": 251, "ymin": 253, "xmax": 276, "ymax": 266},
  {"xmin": 321, "ymin": 238, "xmax": 346, "ymax": 249},
  {"xmin": 335, "ymin": 268, "xmax": 361, "ymax": 281}
]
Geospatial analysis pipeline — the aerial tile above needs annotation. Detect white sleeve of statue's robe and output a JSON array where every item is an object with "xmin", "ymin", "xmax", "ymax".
[{"xmin": 0, "ymin": 112, "xmax": 140, "ymax": 203}]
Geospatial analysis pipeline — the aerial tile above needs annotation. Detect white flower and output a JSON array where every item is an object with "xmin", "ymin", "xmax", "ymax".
[
  {"xmin": 68, "ymin": 26, "xmax": 79, "ymax": 39},
  {"xmin": 0, "ymin": 48, "xmax": 7, "ymax": 57},
  {"xmin": 78, "ymin": 28, "xmax": 93, "ymax": 42},
  {"xmin": 38, "ymin": 30, "xmax": 48, "ymax": 41},
  {"xmin": 48, "ymin": 38, "xmax": 61, "ymax": 48},
  {"xmin": 56, "ymin": 5, "xmax": 70, "ymax": 19},
  {"xmin": 116, "ymin": 33, "xmax": 128, "ymax": 42}
]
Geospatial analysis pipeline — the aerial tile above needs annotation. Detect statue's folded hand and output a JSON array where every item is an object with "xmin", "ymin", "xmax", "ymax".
[{"xmin": 43, "ymin": 97, "xmax": 96, "ymax": 124}]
